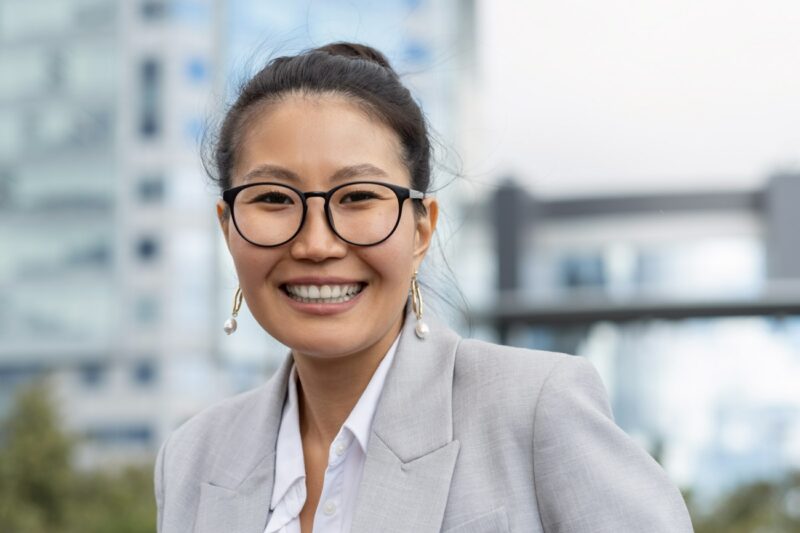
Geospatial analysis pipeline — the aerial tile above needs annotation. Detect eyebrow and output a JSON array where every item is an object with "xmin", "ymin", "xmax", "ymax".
[{"xmin": 240, "ymin": 163, "xmax": 389, "ymax": 184}]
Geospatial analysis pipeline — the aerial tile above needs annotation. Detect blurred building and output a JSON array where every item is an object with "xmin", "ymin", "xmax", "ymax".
[
  {"xmin": 457, "ymin": 174, "xmax": 800, "ymax": 500},
  {"xmin": 0, "ymin": 0, "xmax": 474, "ymax": 466},
  {"xmin": 0, "ymin": 0, "xmax": 223, "ymax": 466}
]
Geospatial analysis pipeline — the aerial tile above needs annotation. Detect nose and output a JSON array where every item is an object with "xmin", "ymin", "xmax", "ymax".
[{"xmin": 289, "ymin": 197, "xmax": 347, "ymax": 262}]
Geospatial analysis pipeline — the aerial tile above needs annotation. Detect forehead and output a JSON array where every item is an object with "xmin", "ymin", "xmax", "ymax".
[{"xmin": 232, "ymin": 93, "xmax": 408, "ymax": 187}]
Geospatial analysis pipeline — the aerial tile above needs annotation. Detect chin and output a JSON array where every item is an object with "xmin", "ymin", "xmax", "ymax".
[
  {"xmin": 284, "ymin": 334, "xmax": 367, "ymax": 359},
  {"xmin": 256, "ymin": 303, "xmax": 403, "ymax": 359}
]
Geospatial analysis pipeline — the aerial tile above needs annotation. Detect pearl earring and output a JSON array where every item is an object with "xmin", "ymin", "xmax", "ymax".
[
  {"xmin": 223, "ymin": 287, "xmax": 243, "ymax": 335},
  {"xmin": 411, "ymin": 271, "xmax": 429, "ymax": 339}
]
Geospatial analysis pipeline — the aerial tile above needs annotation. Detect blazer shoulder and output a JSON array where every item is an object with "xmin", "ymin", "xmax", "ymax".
[
  {"xmin": 453, "ymin": 338, "xmax": 596, "ymax": 425},
  {"xmin": 169, "ymin": 382, "xmax": 273, "ymax": 446},
  {"xmin": 161, "ymin": 355, "xmax": 290, "ymax": 471},
  {"xmin": 455, "ymin": 337, "xmax": 585, "ymax": 393}
]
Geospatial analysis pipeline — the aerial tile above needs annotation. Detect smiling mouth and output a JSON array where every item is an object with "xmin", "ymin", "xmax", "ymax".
[{"xmin": 282, "ymin": 282, "xmax": 366, "ymax": 304}]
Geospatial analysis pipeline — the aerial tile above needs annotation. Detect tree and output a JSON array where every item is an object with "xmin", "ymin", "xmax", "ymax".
[
  {"xmin": 0, "ymin": 381, "xmax": 74, "ymax": 532},
  {"xmin": 687, "ymin": 473, "xmax": 800, "ymax": 533},
  {"xmin": 0, "ymin": 381, "xmax": 156, "ymax": 533}
]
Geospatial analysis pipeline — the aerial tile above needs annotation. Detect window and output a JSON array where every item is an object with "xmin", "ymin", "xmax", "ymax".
[
  {"xmin": 79, "ymin": 362, "xmax": 106, "ymax": 388},
  {"xmin": 134, "ymin": 295, "xmax": 159, "ymax": 325},
  {"xmin": 0, "ymin": 170, "xmax": 14, "ymax": 208},
  {"xmin": 132, "ymin": 360, "xmax": 156, "ymax": 386},
  {"xmin": 139, "ymin": 59, "xmax": 161, "ymax": 138},
  {"xmin": 140, "ymin": 0, "xmax": 168, "ymax": 20},
  {"xmin": 560, "ymin": 254, "xmax": 606, "ymax": 288},
  {"xmin": 66, "ymin": 242, "xmax": 111, "ymax": 267},
  {"xmin": 85, "ymin": 424, "xmax": 153, "ymax": 445},
  {"xmin": 137, "ymin": 175, "xmax": 164, "ymax": 203},
  {"xmin": 0, "ymin": 364, "xmax": 45, "ymax": 387},
  {"xmin": 185, "ymin": 57, "xmax": 207, "ymax": 83},
  {"xmin": 135, "ymin": 235, "xmax": 159, "ymax": 261}
]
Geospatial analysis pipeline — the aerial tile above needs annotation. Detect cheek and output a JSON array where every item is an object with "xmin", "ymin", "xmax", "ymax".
[
  {"xmin": 228, "ymin": 237, "xmax": 279, "ymax": 288},
  {"xmin": 361, "ymin": 227, "xmax": 417, "ymax": 285}
]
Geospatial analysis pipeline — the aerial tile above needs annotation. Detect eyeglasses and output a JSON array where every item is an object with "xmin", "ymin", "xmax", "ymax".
[{"xmin": 221, "ymin": 180, "xmax": 425, "ymax": 247}]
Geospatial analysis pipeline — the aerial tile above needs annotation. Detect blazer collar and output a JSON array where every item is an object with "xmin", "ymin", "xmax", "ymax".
[
  {"xmin": 370, "ymin": 306, "xmax": 460, "ymax": 461},
  {"xmin": 195, "ymin": 306, "xmax": 461, "ymax": 533},
  {"xmin": 350, "ymin": 307, "xmax": 462, "ymax": 533},
  {"xmin": 194, "ymin": 354, "xmax": 292, "ymax": 533}
]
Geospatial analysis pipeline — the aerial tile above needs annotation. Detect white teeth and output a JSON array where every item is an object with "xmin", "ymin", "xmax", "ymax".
[{"xmin": 285, "ymin": 283, "xmax": 363, "ymax": 304}]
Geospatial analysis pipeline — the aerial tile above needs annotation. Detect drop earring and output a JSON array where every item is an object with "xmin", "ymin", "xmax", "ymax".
[
  {"xmin": 411, "ymin": 271, "xmax": 429, "ymax": 339},
  {"xmin": 223, "ymin": 287, "xmax": 243, "ymax": 335}
]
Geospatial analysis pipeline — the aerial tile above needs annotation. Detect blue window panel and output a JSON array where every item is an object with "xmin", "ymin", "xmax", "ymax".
[
  {"xmin": 140, "ymin": 59, "xmax": 162, "ymax": 138},
  {"xmin": 186, "ymin": 58, "xmax": 208, "ymax": 83},
  {"xmin": 184, "ymin": 117, "xmax": 204, "ymax": 144},
  {"xmin": 85, "ymin": 425, "xmax": 154, "ymax": 445},
  {"xmin": 0, "ymin": 364, "xmax": 47, "ymax": 392},
  {"xmin": 136, "ymin": 236, "xmax": 160, "ymax": 261},
  {"xmin": 171, "ymin": 0, "xmax": 211, "ymax": 26},
  {"xmin": 404, "ymin": 41, "xmax": 430, "ymax": 64},
  {"xmin": 141, "ymin": 0, "xmax": 168, "ymax": 20},
  {"xmin": 137, "ymin": 175, "xmax": 164, "ymax": 202},
  {"xmin": 560, "ymin": 255, "xmax": 606, "ymax": 288},
  {"xmin": 133, "ymin": 360, "xmax": 157, "ymax": 385},
  {"xmin": 79, "ymin": 362, "xmax": 106, "ymax": 388}
]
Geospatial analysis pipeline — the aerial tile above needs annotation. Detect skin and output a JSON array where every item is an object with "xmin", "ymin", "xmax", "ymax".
[{"xmin": 216, "ymin": 93, "xmax": 438, "ymax": 532}]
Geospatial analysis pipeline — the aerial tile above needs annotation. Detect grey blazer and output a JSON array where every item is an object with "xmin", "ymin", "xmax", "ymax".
[{"xmin": 155, "ymin": 310, "xmax": 693, "ymax": 532}]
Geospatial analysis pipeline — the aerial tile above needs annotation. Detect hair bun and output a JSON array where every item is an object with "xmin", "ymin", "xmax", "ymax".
[{"xmin": 315, "ymin": 42, "xmax": 394, "ymax": 71}]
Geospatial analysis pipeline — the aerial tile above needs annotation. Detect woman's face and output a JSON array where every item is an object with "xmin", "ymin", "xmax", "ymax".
[{"xmin": 217, "ymin": 94, "xmax": 437, "ymax": 359}]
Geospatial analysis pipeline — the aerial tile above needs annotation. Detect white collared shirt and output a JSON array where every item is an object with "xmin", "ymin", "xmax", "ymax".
[{"xmin": 264, "ymin": 335, "xmax": 400, "ymax": 533}]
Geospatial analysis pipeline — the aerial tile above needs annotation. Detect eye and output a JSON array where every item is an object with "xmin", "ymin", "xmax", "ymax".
[
  {"xmin": 340, "ymin": 190, "xmax": 380, "ymax": 203},
  {"xmin": 253, "ymin": 191, "xmax": 295, "ymax": 205}
]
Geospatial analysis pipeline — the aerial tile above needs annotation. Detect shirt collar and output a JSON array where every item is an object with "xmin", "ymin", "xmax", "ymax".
[
  {"xmin": 269, "ymin": 333, "xmax": 400, "ymax": 511},
  {"xmin": 341, "ymin": 333, "xmax": 400, "ymax": 453},
  {"xmin": 269, "ymin": 364, "xmax": 306, "ymax": 512}
]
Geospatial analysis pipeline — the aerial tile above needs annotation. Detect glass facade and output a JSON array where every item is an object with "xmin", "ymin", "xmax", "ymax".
[{"xmin": 0, "ymin": 0, "xmax": 117, "ymax": 357}]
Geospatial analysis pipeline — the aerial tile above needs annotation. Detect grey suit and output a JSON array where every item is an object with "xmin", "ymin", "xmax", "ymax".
[{"xmin": 155, "ymin": 310, "xmax": 694, "ymax": 532}]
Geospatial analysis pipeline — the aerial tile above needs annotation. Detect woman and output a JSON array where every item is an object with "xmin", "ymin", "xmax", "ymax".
[{"xmin": 155, "ymin": 43, "xmax": 693, "ymax": 533}]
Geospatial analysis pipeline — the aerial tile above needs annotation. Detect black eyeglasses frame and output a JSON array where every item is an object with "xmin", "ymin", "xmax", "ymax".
[{"xmin": 221, "ymin": 180, "xmax": 425, "ymax": 248}]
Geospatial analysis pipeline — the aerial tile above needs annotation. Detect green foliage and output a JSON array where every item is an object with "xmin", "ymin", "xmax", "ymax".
[
  {"xmin": 687, "ymin": 472, "xmax": 800, "ymax": 533},
  {"xmin": 63, "ymin": 467, "xmax": 156, "ymax": 533},
  {"xmin": 0, "ymin": 382, "xmax": 156, "ymax": 533}
]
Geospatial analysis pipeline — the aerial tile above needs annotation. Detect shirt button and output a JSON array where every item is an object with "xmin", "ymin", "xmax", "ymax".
[
  {"xmin": 323, "ymin": 500, "xmax": 337, "ymax": 516},
  {"xmin": 334, "ymin": 441, "xmax": 347, "ymax": 456}
]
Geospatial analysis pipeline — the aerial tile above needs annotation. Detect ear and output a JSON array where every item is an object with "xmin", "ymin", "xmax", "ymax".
[
  {"xmin": 216, "ymin": 199, "xmax": 232, "ymax": 251},
  {"xmin": 412, "ymin": 197, "xmax": 439, "ymax": 270}
]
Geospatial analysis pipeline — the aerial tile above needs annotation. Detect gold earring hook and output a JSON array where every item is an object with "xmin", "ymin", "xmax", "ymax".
[
  {"xmin": 232, "ymin": 286, "xmax": 243, "ymax": 317},
  {"xmin": 411, "ymin": 271, "xmax": 423, "ymax": 319}
]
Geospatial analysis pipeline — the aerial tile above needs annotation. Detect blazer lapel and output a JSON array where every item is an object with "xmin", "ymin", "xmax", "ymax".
[
  {"xmin": 194, "ymin": 354, "xmax": 294, "ymax": 533},
  {"xmin": 351, "ymin": 309, "xmax": 462, "ymax": 533}
]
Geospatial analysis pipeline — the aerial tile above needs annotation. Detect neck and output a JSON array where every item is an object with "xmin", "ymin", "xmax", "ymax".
[{"xmin": 293, "ymin": 319, "xmax": 402, "ymax": 447}]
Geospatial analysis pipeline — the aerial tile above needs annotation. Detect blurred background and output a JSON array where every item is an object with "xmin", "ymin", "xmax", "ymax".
[{"xmin": 1, "ymin": 0, "xmax": 799, "ymax": 531}]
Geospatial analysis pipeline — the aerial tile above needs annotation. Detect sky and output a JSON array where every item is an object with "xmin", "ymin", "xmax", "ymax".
[{"xmin": 476, "ymin": 0, "xmax": 800, "ymax": 197}]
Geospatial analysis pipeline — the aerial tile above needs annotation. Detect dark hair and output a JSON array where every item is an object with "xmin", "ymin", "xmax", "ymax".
[{"xmin": 206, "ymin": 42, "xmax": 431, "ymax": 214}]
